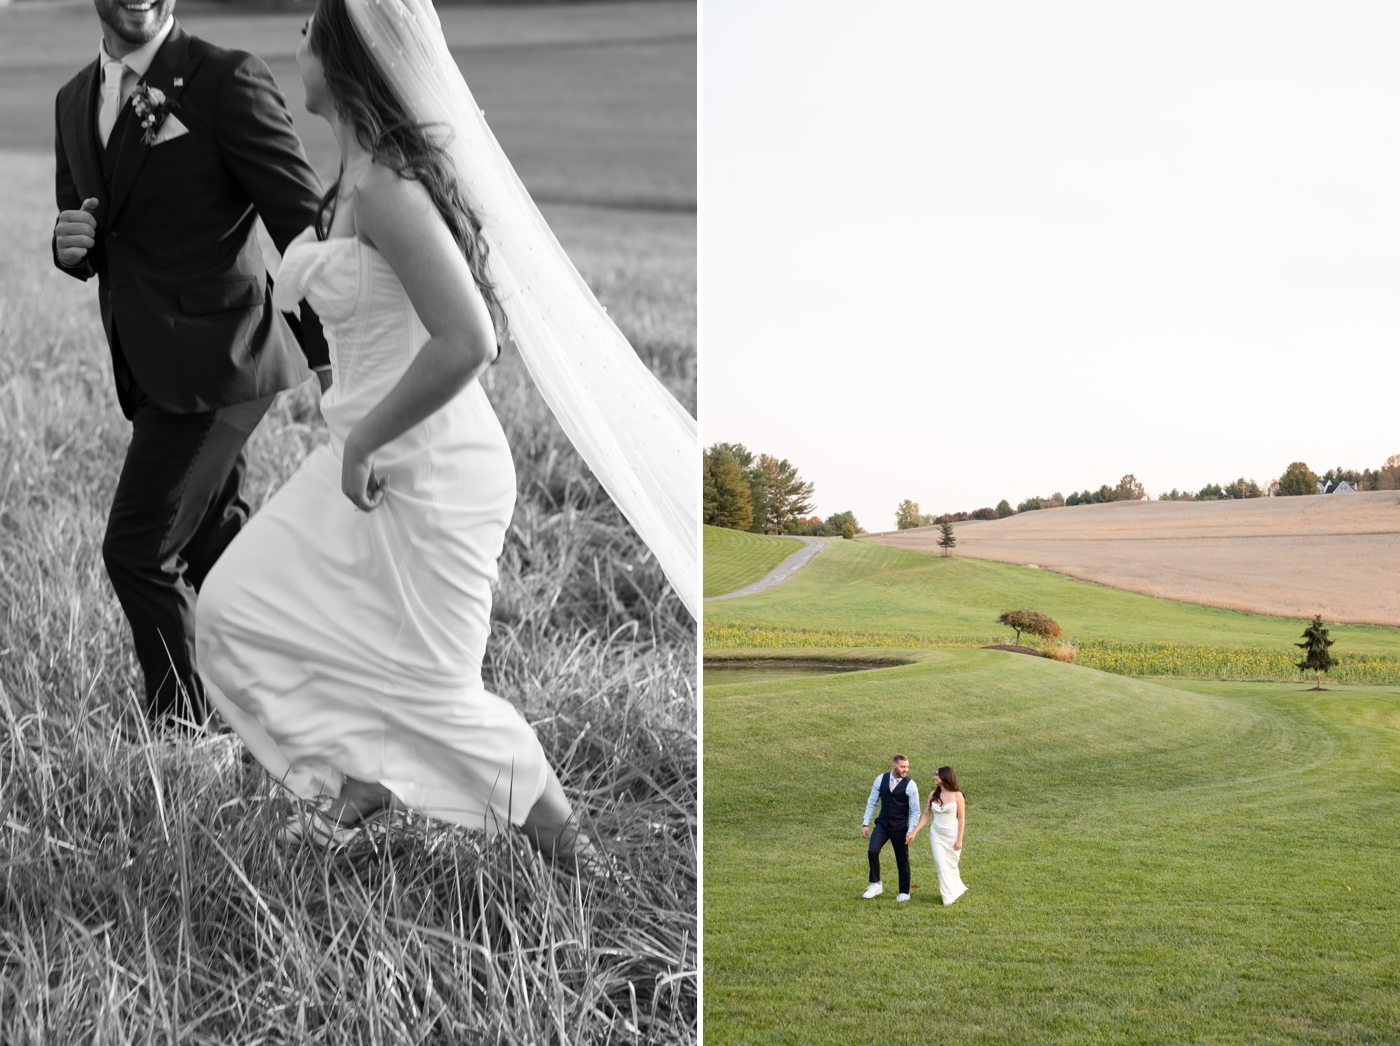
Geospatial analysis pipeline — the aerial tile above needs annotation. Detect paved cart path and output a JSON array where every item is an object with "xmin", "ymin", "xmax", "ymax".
[{"xmin": 704, "ymin": 537, "xmax": 828, "ymax": 602}]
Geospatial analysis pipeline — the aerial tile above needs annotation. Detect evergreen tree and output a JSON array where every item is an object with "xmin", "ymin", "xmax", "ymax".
[
  {"xmin": 937, "ymin": 519, "xmax": 956, "ymax": 556},
  {"xmin": 1223, "ymin": 477, "xmax": 1262, "ymax": 499},
  {"xmin": 1114, "ymin": 474, "xmax": 1146, "ymax": 501},
  {"xmin": 756, "ymin": 454, "xmax": 814, "ymax": 532},
  {"xmin": 1295, "ymin": 615, "xmax": 1338, "ymax": 690},
  {"xmin": 995, "ymin": 499, "xmax": 1014, "ymax": 518},
  {"xmin": 702, "ymin": 446, "xmax": 753, "ymax": 530}
]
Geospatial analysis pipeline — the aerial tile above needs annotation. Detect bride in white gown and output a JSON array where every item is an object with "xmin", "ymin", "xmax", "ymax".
[
  {"xmin": 195, "ymin": 0, "xmax": 696, "ymax": 853},
  {"xmin": 912, "ymin": 766, "xmax": 968, "ymax": 904}
]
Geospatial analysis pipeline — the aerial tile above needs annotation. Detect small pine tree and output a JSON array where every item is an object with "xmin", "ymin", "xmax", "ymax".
[
  {"xmin": 936, "ymin": 519, "xmax": 956, "ymax": 556},
  {"xmin": 841, "ymin": 521, "xmax": 856, "ymax": 540},
  {"xmin": 1295, "ymin": 614, "xmax": 1338, "ymax": 690}
]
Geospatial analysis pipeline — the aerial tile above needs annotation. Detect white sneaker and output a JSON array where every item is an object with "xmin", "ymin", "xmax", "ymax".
[
  {"xmin": 862, "ymin": 882, "xmax": 883, "ymax": 899},
  {"xmin": 896, "ymin": 893, "xmax": 911, "ymax": 902}
]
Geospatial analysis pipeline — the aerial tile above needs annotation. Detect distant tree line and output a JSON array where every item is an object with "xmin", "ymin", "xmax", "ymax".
[
  {"xmin": 894, "ymin": 475, "xmax": 1145, "ymax": 530},
  {"xmin": 1272, "ymin": 457, "xmax": 1400, "ymax": 496},
  {"xmin": 1159, "ymin": 477, "xmax": 1263, "ymax": 501},
  {"xmin": 895, "ymin": 455, "xmax": 1400, "ymax": 529},
  {"xmin": 704, "ymin": 443, "xmax": 862, "ymax": 538}
]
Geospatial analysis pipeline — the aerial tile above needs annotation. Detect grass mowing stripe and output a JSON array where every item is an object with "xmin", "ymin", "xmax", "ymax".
[
  {"xmin": 703, "ymin": 525, "xmax": 806, "ymax": 598},
  {"xmin": 703, "ymin": 652, "xmax": 1400, "ymax": 1043},
  {"xmin": 705, "ymin": 537, "xmax": 1400, "ymax": 655}
]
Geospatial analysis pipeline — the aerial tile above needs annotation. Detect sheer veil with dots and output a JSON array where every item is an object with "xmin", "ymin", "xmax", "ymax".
[{"xmin": 344, "ymin": 0, "xmax": 698, "ymax": 617}]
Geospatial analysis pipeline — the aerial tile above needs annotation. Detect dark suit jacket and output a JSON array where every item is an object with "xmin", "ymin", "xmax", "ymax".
[{"xmin": 53, "ymin": 22, "xmax": 330, "ymax": 417}]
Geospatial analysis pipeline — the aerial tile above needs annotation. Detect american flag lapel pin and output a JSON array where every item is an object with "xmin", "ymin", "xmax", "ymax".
[{"xmin": 174, "ymin": 77, "xmax": 184, "ymax": 87}]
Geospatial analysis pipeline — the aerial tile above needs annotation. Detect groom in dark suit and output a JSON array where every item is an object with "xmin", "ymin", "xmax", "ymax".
[
  {"xmin": 861, "ymin": 754, "xmax": 919, "ymax": 901},
  {"xmin": 52, "ymin": 0, "xmax": 330, "ymax": 726}
]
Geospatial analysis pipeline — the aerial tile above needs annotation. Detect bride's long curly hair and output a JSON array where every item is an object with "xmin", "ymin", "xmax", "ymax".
[
  {"xmin": 931, "ymin": 765, "xmax": 963, "ymax": 807},
  {"xmin": 307, "ymin": 0, "xmax": 504, "ymax": 333}
]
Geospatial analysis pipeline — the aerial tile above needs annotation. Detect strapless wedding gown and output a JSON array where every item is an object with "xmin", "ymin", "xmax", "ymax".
[
  {"xmin": 930, "ymin": 799, "xmax": 968, "ymax": 905},
  {"xmin": 195, "ymin": 228, "xmax": 547, "ymax": 831}
]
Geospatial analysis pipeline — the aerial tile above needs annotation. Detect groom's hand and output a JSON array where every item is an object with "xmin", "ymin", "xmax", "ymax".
[
  {"xmin": 861, "ymin": 825, "xmax": 870, "ymax": 838},
  {"xmin": 905, "ymin": 830, "xmax": 916, "ymax": 844},
  {"xmin": 55, "ymin": 199, "xmax": 99, "ymax": 267}
]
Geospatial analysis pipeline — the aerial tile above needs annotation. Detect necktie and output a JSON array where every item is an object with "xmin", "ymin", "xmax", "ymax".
[{"xmin": 98, "ymin": 59, "xmax": 125, "ymax": 149}]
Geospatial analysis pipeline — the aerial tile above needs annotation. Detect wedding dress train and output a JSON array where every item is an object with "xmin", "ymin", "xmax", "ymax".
[{"xmin": 195, "ymin": 227, "xmax": 547, "ymax": 832}]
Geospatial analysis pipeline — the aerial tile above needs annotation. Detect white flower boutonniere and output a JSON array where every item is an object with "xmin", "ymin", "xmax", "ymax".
[{"xmin": 131, "ymin": 84, "xmax": 180, "ymax": 147}]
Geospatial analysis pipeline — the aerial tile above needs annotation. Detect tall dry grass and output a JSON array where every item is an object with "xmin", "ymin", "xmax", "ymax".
[{"xmin": 0, "ymin": 151, "xmax": 695, "ymax": 1043}]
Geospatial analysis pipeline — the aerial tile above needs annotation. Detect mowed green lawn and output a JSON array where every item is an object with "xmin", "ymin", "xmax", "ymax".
[
  {"xmin": 704, "ymin": 653, "xmax": 1400, "ymax": 1043},
  {"xmin": 705, "ymin": 537, "xmax": 1400, "ymax": 654},
  {"xmin": 704, "ymin": 524, "xmax": 805, "ymax": 598}
]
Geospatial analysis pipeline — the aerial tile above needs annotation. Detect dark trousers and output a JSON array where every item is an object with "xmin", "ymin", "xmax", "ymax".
[
  {"xmin": 868, "ymin": 821, "xmax": 911, "ymax": 894},
  {"xmin": 102, "ymin": 384, "xmax": 272, "ymax": 725}
]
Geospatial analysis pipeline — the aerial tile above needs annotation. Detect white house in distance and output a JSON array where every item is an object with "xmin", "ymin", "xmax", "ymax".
[{"xmin": 1318, "ymin": 480, "xmax": 1357, "ymax": 494}]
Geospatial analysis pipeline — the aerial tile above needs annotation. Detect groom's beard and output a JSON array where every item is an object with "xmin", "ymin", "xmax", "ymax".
[{"xmin": 95, "ymin": 0, "xmax": 176, "ymax": 46}]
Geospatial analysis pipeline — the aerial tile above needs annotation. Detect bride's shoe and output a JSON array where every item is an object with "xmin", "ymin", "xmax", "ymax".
[
  {"xmin": 278, "ymin": 792, "xmax": 393, "ymax": 849},
  {"xmin": 277, "ymin": 806, "xmax": 364, "ymax": 848}
]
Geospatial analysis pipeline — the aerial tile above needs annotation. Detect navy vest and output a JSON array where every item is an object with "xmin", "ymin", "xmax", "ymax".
[{"xmin": 876, "ymin": 773, "xmax": 910, "ymax": 829}]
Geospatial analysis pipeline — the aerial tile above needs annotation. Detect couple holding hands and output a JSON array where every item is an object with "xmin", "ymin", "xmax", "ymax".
[{"xmin": 861, "ymin": 755, "xmax": 968, "ymax": 906}]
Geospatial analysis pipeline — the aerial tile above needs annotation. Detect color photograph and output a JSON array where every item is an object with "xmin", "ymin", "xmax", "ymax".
[{"xmin": 703, "ymin": 2, "xmax": 1400, "ymax": 1043}]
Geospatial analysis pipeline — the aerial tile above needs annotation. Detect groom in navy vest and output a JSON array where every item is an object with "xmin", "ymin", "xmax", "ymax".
[
  {"xmin": 51, "ymin": 0, "xmax": 330, "ymax": 727},
  {"xmin": 861, "ymin": 754, "xmax": 919, "ymax": 901}
]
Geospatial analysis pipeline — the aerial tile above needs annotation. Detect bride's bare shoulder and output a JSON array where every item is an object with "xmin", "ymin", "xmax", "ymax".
[{"xmin": 354, "ymin": 162, "xmax": 437, "ymax": 220}]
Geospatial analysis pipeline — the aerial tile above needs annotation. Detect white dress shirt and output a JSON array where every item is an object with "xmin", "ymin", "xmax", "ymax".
[{"xmin": 96, "ymin": 18, "xmax": 175, "ymax": 148}]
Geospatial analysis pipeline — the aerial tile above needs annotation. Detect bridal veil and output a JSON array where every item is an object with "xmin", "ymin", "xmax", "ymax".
[{"xmin": 342, "ymin": 0, "xmax": 698, "ymax": 617}]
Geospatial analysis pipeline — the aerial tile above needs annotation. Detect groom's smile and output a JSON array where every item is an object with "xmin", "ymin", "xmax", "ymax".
[{"xmin": 95, "ymin": 0, "xmax": 175, "ymax": 47}]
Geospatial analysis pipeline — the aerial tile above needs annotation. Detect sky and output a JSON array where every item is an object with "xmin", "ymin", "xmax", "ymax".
[{"xmin": 702, "ymin": 1, "xmax": 1400, "ymax": 531}]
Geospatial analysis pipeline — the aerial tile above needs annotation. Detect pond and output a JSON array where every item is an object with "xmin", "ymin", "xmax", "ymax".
[{"xmin": 702, "ymin": 662, "xmax": 891, "ymax": 687}]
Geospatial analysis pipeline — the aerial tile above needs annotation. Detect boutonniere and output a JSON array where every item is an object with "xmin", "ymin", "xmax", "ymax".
[{"xmin": 130, "ymin": 84, "xmax": 180, "ymax": 147}]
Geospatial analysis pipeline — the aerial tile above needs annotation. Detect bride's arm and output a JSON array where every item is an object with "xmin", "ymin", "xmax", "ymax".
[
  {"xmin": 954, "ymin": 793, "xmax": 965, "ymax": 850},
  {"xmin": 910, "ymin": 798, "xmax": 932, "ymax": 842},
  {"xmin": 339, "ymin": 167, "xmax": 498, "ymax": 510}
]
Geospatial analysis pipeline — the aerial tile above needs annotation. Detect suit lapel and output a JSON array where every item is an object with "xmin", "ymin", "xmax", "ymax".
[
  {"xmin": 106, "ymin": 23, "xmax": 200, "ymax": 226},
  {"xmin": 65, "ymin": 60, "xmax": 106, "ymax": 207}
]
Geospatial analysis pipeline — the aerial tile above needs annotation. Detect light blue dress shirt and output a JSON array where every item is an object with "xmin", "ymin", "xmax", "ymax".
[{"xmin": 862, "ymin": 772, "xmax": 919, "ymax": 835}]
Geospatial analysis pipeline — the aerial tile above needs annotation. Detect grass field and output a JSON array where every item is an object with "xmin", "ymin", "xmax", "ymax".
[
  {"xmin": 872, "ymin": 493, "xmax": 1400, "ymax": 627},
  {"xmin": 0, "ymin": 0, "xmax": 697, "ymax": 210},
  {"xmin": 702, "ymin": 525, "xmax": 804, "ymax": 598},
  {"xmin": 702, "ymin": 535, "xmax": 1400, "ymax": 661},
  {"xmin": 703, "ymin": 654, "xmax": 1400, "ymax": 1043},
  {"xmin": 0, "ymin": 3, "xmax": 695, "ymax": 1041}
]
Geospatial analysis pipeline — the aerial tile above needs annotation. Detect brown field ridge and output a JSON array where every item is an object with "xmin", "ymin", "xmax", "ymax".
[{"xmin": 869, "ymin": 491, "xmax": 1400, "ymax": 626}]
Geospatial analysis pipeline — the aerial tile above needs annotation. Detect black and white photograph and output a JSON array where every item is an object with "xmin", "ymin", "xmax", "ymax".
[{"xmin": 0, "ymin": 0, "xmax": 696, "ymax": 1040}]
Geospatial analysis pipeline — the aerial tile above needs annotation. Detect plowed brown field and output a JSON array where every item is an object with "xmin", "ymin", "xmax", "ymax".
[{"xmin": 869, "ymin": 491, "xmax": 1400, "ymax": 626}]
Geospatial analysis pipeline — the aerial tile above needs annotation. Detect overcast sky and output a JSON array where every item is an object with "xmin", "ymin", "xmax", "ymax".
[{"xmin": 702, "ymin": 1, "xmax": 1400, "ymax": 530}]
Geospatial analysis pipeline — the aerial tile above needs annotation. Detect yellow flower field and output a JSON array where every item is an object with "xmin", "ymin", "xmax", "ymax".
[{"xmin": 704, "ymin": 623, "xmax": 1400, "ymax": 684}]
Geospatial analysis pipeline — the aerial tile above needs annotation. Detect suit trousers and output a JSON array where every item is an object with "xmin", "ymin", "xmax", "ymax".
[
  {"xmin": 868, "ymin": 821, "xmax": 911, "ymax": 894},
  {"xmin": 102, "ymin": 381, "xmax": 273, "ymax": 725}
]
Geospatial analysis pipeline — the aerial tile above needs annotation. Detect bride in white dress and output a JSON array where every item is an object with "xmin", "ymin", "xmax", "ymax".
[
  {"xmin": 195, "ymin": 0, "xmax": 696, "ymax": 854},
  {"xmin": 912, "ymin": 766, "xmax": 968, "ymax": 904}
]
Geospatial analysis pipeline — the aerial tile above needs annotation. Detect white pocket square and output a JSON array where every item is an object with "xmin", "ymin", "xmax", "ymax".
[{"xmin": 150, "ymin": 114, "xmax": 189, "ymax": 146}]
